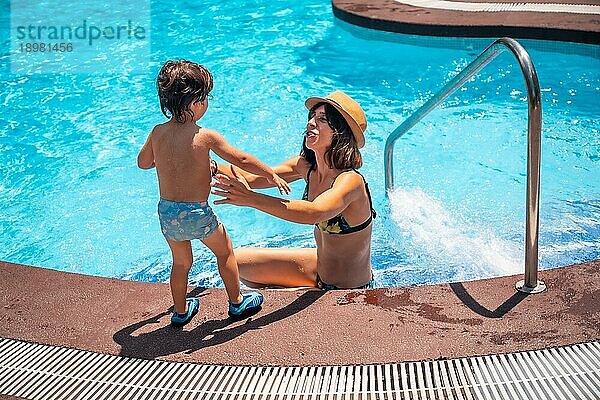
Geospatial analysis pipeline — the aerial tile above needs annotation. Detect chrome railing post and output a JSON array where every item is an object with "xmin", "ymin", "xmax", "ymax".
[
  {"xmin": 384, "ymin": 37, "xmax": 546, "ymax": 294},
  {"xmin": 516, "ymin": 40, "xmax": 546, "ymax": 293}
]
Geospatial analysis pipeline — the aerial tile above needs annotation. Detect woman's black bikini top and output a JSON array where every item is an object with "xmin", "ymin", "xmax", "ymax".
[{"xmin": 302, "ymin": 165, "xmax": 376, "ymax": 235}]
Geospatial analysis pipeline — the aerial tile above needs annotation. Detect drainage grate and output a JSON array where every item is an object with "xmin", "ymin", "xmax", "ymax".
[{"xmin": 0, "ymin": 338, "xmax": 599, "ymax": 399}]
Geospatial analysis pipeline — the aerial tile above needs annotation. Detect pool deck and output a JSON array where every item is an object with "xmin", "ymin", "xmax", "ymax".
[
  {"xmin": 1, "ymin": 260, "xmax": 598, "ymax": 367},
  {"xmin": 333, "ymin": 0, "xmax": 600, "ymax": 44},
  {"xmin": 1, "ymin": 7, "xmax": 598, "ymax": 400}
]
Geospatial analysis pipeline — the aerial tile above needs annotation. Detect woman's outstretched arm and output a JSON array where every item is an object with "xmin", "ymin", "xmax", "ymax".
[{"xmin": 212, "ymin": 171, "xmax": 364, "ymax": 225}]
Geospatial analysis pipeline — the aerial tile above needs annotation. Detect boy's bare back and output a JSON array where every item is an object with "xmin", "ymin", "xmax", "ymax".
[
  {"xmin": 151, "ymin": 122, "xmax": 215, "ymax": 203},
  {"xmin": 137, "ymin": 59, "xmax": 290, "ymax": 204}
]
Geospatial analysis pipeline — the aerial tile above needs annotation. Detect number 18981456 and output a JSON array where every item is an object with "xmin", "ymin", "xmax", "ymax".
[{"xmin": 19, "ymin": 42, "xmax": 73, "ymax": 53}]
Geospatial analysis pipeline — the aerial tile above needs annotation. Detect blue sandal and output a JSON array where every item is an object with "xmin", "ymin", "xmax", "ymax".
[
  {"xmin": 228, "ymin": 292, "xmax": 263, "ymax": 320},
  {"xmin": 171, "ymin": 297, "xmax": 199, "ymax": 327}
]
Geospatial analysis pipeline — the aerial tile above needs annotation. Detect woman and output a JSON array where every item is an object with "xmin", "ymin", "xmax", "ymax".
[{"xmin": 212, "ymin": 91, "xmax": 376, "ymax": 289}]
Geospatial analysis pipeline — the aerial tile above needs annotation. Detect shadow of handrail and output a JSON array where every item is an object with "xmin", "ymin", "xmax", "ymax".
[{"xmin": 450, "ymin": 282, "xmax": 529, "ymax": 318}]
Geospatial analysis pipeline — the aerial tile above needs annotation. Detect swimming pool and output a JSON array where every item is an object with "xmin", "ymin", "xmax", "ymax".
[{"xmin": 1, "ymin": 0, "xmax": 599, "ymax": 288}]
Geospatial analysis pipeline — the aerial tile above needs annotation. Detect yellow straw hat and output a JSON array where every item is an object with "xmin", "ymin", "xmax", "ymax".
[{"xmin": 305, "ymin": 91, "xmax": 367, "ymax": 148}]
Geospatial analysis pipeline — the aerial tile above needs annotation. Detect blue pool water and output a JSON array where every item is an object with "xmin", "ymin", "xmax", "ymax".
[{"xmin": 1, "ymin": 0, "xmax": 599, "ymax": 288}]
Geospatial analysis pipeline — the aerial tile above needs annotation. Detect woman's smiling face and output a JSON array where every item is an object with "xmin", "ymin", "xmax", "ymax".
[{"xmin": 305, "ymin": 104, "xmax": 335, "ymax": 152}]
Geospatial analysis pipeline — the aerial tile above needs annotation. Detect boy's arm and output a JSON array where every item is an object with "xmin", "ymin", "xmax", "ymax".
[
  {"xmin": 216, "ymin": 156, "xmax": 308, "ymax": 189},
  {"xmin": 206, "ymin": 130, "xmax": 278, "ymax": 181},
  {"xmin": 137, "ymin": 130, "xmax": 155, "ymax": 169}
]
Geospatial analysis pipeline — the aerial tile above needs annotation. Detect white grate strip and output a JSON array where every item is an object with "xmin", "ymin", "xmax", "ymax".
[
  {"xmin": 393, "ymin": 0, "xmax": 600, "ymax": 14},
  {"xmin": 0, "ymin": 338, "xmax": 598, "ymax": 399}
]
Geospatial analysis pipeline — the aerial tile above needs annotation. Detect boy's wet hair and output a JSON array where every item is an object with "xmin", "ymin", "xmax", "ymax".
[
  {"xmin": 157, "ymin": 60, "xmax": 213, "ymax": 123},
  {"xmin": 301, "ymin": 103, "xmax": 362, "ymax": 170}
]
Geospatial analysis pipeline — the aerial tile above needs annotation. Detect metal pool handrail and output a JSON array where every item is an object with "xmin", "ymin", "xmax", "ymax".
[{"xmin": 384, "ymin": 37, "xmax": 545, "ymax": 294}]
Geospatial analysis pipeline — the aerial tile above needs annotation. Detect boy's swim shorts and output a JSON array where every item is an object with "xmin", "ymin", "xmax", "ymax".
[{"xmin": 158, "ymin": 198, "xmax": 220, "ymax": 241}]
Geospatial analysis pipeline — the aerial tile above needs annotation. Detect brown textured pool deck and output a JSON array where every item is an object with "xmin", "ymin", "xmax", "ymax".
[
  {"xmin": 1, "ymin": 260, "xmax": 598, "ymax": 366},
  {"xmin": 333, "ymin": 0, "xmax": 600, "ymax": 44},
  {"xmin": 1, "ymin": 6, "xmax": 599, "ymax": 394}
]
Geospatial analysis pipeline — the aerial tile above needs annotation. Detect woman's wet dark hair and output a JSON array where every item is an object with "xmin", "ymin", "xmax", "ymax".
[
  {"xmin": 300, "ymin": 102, "xmax": 363, "ymax": 170},
  {"xmin": 157, "ymin": 60, "xmax": 213, "ymax": 123}
]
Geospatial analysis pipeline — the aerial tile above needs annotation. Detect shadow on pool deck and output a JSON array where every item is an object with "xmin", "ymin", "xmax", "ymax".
[
  {"xmin": 450, "ymin": 282, "xmax": 529, "ymax": 318},
  {"xmin": 113, "ymin": 289, "xmax": 325, "ymax": 359},
  {"xmin": 0, "ymin": 260, "xmax": 598, "ymax": 366}
]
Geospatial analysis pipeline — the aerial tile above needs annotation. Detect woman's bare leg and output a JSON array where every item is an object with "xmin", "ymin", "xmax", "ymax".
[{"xmin": 234, "ymin": 247, "xmax": 318, "ymax": 288}]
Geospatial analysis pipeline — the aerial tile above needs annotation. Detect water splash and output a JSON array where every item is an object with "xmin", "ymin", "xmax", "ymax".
[{"xmin": 387, "ymin": 187, "xmax": 522, "ymax": 282}]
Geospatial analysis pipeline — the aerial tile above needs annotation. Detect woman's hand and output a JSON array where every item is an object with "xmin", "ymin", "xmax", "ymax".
[
  {"xmin": 211, "ymin": 172, "xmax": 256, "ymax": 207},
  {"xmin": 269, "ymin": 173, "xmax": 291, "ymax": 195}
]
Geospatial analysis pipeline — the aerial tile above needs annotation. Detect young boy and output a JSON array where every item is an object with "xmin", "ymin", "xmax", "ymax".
[{"xmin": 137, "ymin": 60, "xmax": 290, "ymax": 326}]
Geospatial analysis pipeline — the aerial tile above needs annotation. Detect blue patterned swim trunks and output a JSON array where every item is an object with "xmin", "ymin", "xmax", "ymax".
[{"xmin": 158, "ymin": 198, "xmax": 220, "ymax": 241}]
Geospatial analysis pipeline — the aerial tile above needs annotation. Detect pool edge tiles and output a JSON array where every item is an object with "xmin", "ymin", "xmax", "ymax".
[
  {"xmin": 332, "ymin": 0, "xmax": 600, "ymax": 44},
  {"xmin": 0, "ymin": 259, "xmax": 598, "ymax": 367}
]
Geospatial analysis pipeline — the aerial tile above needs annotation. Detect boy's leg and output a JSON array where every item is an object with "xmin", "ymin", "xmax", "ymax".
[
  {"xmin": 201, "ymin": 224, "xmax": 243, "ymax": 304},
  {"xmin": 234, "ymin": 247, "xmax": 318, "ymax": 288},
  {"xmin": 166, "ymin": 239, "xmax": 193, "ymax": 314}
]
